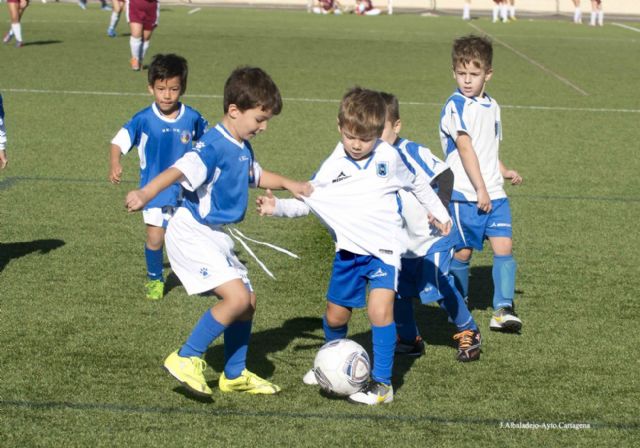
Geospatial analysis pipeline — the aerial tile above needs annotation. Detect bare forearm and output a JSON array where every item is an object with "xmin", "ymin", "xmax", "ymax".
[{"xmin": 141, "ymin": 167, "xmax": 185, "ymax": 199}]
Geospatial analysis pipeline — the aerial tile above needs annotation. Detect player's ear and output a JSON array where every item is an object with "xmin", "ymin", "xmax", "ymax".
[
  {"xmin": 336, "ymin": 118, "xmax": 341, "ymax": 134},
  {"xmin": 393, "ymin": 119, "xmax": 402, "ymax": 135},
  {"xmin": 485, "ymin": 68, "xmax": 494, "ymax": 82},
  {"xmin": 227, "ymin": 104, "xmax": 240, "ymax": 119},
  {"xmin": 147, "ymin": 85, "xmax": 155, "ymax": 95}
]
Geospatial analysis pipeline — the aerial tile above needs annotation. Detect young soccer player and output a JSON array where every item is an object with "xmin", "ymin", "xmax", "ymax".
[
  {"xmin": 106, "ymin": 0, "xmax": 125, "ymax": 37},
  {"xmin": 110, "ymin": 53, "xmax": 208, "ymax": 301},
  {"xmin": 379, "ymin": 92, "xmax": 481, "ymax": 362},
  {"xmin": 0, "ymin": 93, "xmax": 7, "ymax": 169},
  {"xmin": 125, "ymin": 66, "xmax": 311, "ymax": 398},
  {"xmin": 572, "ymin": 0, "xmax": 582, "ymax": 24},
  {"xmin": 590, "ymin": 0, "xmax": 603, "ymax": 26},
  {"xmin": 127, "ymin": 0, "xmax": 159, "ymax": 71},
  {"xmin": 462, "ymin": 0, "xmax": 471, "ymax": 21},
  {"xmin": 257, "ymin": 87, "xmax": 452, "ymax": 405},
  {"xmin": 2, "ymin": 0, "xmax": 29, "ymax": 48},
  {"xmin": 439, "ymin": 35, "xmax": 523, "ymax": 333}
]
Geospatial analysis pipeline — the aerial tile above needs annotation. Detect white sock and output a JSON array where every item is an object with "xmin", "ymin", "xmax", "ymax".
[
  {"xmin": 11, "ymin": 23, "xmax": 22, "ymax": 42},
  {"xmin": 590, "ymin": 11, "xmax": 596, "ymax": 25},
  {"xmin": 493, "ymin": 6, "xmax": 499, "ymax": 22},
  {"xmin": 574, "ymin": 8, "xmax": 581, "ymax": 23},
  {"xmin": 598, "ymin": 11, "xmax": 604, "ymax": 25},
  {"xmin": 500, "ymin": 4, "xmax": 508, "ymax": 21},
  {"xmin": 510, "ymin": 6, "xmax": 515, "ymax": 18},
  {"xmin": 462, "ymin": 3, "xmax": 470, "ymax": 20},
  {"xmin": 142, "ymin": 40, "xmax": 150, "ymax": 60},
  {"xmin": 130, "ymin": 36, "xmax": 142, "ymax": 60},
  {"xmin": 109, "ymin": 12, "xmax": 120, "ymax": 30}
]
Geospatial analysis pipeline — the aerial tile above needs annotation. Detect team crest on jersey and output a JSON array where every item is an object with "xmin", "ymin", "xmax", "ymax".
[
  {"xmin": 180, "ymin": 130, "xmax": 192, "ymax": 144},
  {"xmin": 376, "ymin": 162, "xmax": 389, "ymax": 178}
]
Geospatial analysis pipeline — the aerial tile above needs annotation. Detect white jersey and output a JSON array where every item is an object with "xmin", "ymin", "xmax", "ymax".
[
  {"xmin": 274, "ymin": 141, "xmax": 450, "ymax": 269},
  {"xmin": 439, "ymin": 90, "xmax": 506, "ymax": 202}
]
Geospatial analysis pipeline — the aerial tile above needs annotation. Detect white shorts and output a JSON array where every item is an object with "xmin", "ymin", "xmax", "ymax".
[
  {"xmin": 165, "ymin": 207, "xmax": 252, "ymax": 295},
  {"xmin": 142, "ymin": 206, "xmax": 175, "ymax": 228}
]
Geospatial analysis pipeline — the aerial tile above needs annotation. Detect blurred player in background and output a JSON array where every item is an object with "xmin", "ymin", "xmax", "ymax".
[
  {"xmin": 590, "ymin": 0, "xmax": 603, "ymax": 26},
  {"xmin": 571, "ymin": 0, "xmax": 582, "ymax": 23},
  {"xmin": 127, "ymin": 0, "xmax": 159, "ymax": 71},
  {"xmin": 311, "ymin": 0, "xmax": 343, "ymax": 15},
  {"xmin": 2, "ymin": 0, "xmax": 28, "ymax": 48},
  {"xmin": 107, "ymin": 0, "xmax": 125, "ymax": 37},
  {"xmin": 77, "ymin": 0, "xmax": 111, "ymax": 10},
  {"xmin": 355, "ymin": 0, "xmax": 381, "ymax": 15},
  {"xmin": 0, "ymin": 93, "xmax": 7, "ymax": 168},
  {"xmin": 462, "ymin": 0, "xmax": 471, "ymax": 20}
]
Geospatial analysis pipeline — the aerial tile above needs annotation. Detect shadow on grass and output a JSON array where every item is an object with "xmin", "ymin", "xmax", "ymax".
[
  {"xmin": 467, "ymin": 265, "xmax": 525, "ymax": 311},
  {"xmin": 23, "ymin": 40, "xmax": 63, "ymax": 47},
  {"xmin": 0, "ymin": 239, "xmax": 65, "ymax": 273}
]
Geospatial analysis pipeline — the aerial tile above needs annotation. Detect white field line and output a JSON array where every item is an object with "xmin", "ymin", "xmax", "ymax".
[
  {"xmin": 468, "ymin": 23, "xmax": 589, "ymax": 96},
  {"xmin": 612, "ymin": 22, "xmax": 640, "ymax": 33},
  {"xmin": 2, "ymin": 87, "xmax": 639, "ymax": 113},
  {"xmin": 188, "ymin": 8, "xmax": 202, "ymax": 15}
]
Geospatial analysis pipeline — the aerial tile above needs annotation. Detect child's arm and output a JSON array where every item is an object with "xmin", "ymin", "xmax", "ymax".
[
  {"xmin": 456, "ymin": 134, "xmax": 491, "ymax": 212},
  {"xmin": 499, "ymin": 160, "xmax": 523, "ymax": 185},
  {"xmin": 0, "ymin": 106, "xmax": 7, "ymax": 169},
  {"xmin": 125, "ymin": 167, "xmax": 185, "ymax": 212},
  {"xmin": 259, "ymin": 169, "xmax": 314, "ymax": 199},
  {"xmin": 109, "ymin": 144, "xmax": 124, "ymax": 184},
  {"xmin": 256, "ymin": 189, "xmax": 310, "ymax": 218}
]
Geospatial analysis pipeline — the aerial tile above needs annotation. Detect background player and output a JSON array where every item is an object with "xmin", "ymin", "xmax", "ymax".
[
  {"xmin": 107, "ymin": 0, "xmax": 125, "ymax": 37},
  {"xmin": 110, "ymin": 54, "xmax": 208, "ymax": 300},
  {"xmin": 127, "ymin": 0, "xmax": 159, "ymax": 71},
  {"xmin": 439, "ymin": 35, "xmax": 523, "ymax": 333},
  {"xmin": 125, "ymin": 66, "xmax": 310, "ymax": 398},
  {"xmin": 0, "ymin": 93, "xmax": 7, "ymax": 168},
  {"xmin": 2, "ymin": 0, "xmax": 28, "ymax": 48}
]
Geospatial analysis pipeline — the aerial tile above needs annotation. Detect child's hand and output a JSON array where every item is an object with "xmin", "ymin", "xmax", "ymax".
[
  {"xmin": 476, "ymin": 188, "xmax": 492, "ymax": 213},
  {"xmin": 288, "ymin": 181, "xmax": 313, "ymax": 199},
  {"xmin": 504, "ymin": 169, "xmax": 523, "ymax": 185},
  {"xmin": 0, "ymin": 150, "xmax": 7, "ymax": 169},
  {"xmin": 428, "ymin": 213, "xmax": 452, "ymax": 236},
  {"xmin": 110, "ymin": 162, "xmax": 123, "ymax": 184},
  {"xmin": 256, "ymin": 189, "xmax": 277, "ymax": 216},
  {"xmin": 125, "ymin": 190, "xmax": 148, "ymax": 212}
]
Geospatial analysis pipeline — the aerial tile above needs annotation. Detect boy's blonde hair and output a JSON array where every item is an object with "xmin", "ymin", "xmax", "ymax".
[
  {"xmin": 451, "ymin": 35, "xmax": 493, "ymax": 70},
  {"xmin": 338, "ymin": 87, "xmax": 386, "ymax": 140},
  {"xmin": 379, "ymin": 91, "xmax": 400, "ymax": 123}
]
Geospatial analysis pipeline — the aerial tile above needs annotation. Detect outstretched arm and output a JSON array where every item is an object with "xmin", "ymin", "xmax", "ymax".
[
  {"xmin": 125, "ymin": 167, "xmax": 185, "ymax": 212},
  {"xmin": 456, "ymin": 133, "xmax": 491, "ymax": 212},
  {"xmin": 259, "ymin": 169, "xmax": 313, "ymax": 199},
  {"xmin": 256, "ymin": 189, "xmax": 310, "ymax": 218},
  {"xmin": 499, "ymin": 160, "xmax": 523, "ymax": 185}
]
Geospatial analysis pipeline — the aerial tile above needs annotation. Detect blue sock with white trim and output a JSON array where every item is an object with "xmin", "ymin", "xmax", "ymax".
[
  {"xmin": 223, "ymin": 319, "xmax": 252, "ymax": 380},
  {"xmin": 371, "ymin": 323, "xmax": 396, "ymax": 385},
  {"xmin": 492, "ymin": 255, "xmax": 517, "ymax": 310},
  {"xmin": 323, "ymin": 314, "xmax": 348, "ymax": 342},
  {"xmin": 144, "ymin": 245, "xmax": 163, "ymax": 281},
  {"xmin": 179, "ymin": 310, "xmax": 226, "ymax": 358},
  {"xmin": 449, "ymin": 257, "xmax": 470, "ymax": 300},
  {"xmin": 393, "ymin": 297, "xmax": 419, "ymax": 342}
]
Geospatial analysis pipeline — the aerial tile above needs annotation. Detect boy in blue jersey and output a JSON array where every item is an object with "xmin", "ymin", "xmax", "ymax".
[
  {"xmin": 379, "ymin": 92, "xmax": 481, "ymax": 362},
  {"xmin": 110, "ymin": 54, "xmax": 208, "ymax": 301},
  {"xmin": 125, "ymin": 66, "xmax": 311, "ymax": 398},
  {"xmin": 0, "ymin": 94, "xmax": 7, "ymax": 168},
  {"xmin": 439, "ymin": 35, "xmax": 523, "ymax": 332},
  {"xmin": 257, "ymin": 88, "xmax": 452, "ymax": 405}
]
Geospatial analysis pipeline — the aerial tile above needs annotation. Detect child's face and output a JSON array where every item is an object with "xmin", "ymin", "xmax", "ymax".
[
  {"xmin": 226, "ymin": 105, "xmax": 273, "ymax": 141},
  {"xmin": 339, "ymin": 126, "xmax": 378, "ymax": 161},
  {"xmin": 380, "ymin": 118, "xmax": 401, "ymax": 146},
  {"xmin": 148, "ymin": 76, "xmax": 182, "ymax": 116},
  {"xmin": 453, "ymin": 61, "xmax": 493, "ymax": 98}
]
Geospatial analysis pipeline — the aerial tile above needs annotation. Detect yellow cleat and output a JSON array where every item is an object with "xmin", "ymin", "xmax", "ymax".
[
  {"xmin": 163, "ymin": 350, "xmax": 212, "ymax": 397},
  {"xmin": 145, "ymin": 279, "xmax": 164, "ymax": 300},
  {"xmin": 219, "ymin": 369, "xmax": 281, "ymax": 394}
]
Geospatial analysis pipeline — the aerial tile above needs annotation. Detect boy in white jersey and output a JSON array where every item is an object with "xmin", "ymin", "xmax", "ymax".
[
  {"xmin": 125, "ymin": 66, "xmax": 310, "ymax": 398},
  {"xmin": 257, "ymin": 88, "xmax": 452, "ymax": 405},
  {"xmin": 0, "ymin": 93, "xmax": 7, "ymax": 168},
  {"xmin": 110, "ymin": 54, "xmax": 208, "ymax": 300},
  {"xmin": 379, "ymin": 92, "xmax": 481, "ymax": 362},
  {"xmin": 440, "ymin": 35, "xmax": 523, "ymax": 333}
]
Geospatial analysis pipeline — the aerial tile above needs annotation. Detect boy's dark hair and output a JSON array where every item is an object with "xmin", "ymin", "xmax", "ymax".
[
  {"xmin": 338, "ymin": 87, "xmax": 386, "ymax": 140},
  {"xmin": 223, "ymin": 67, "xmax": 282, "ymax": 115},
  {"xmin": 379, "ymin": 91, "xmax": 400, "ymax": 123},
  {"xmin": 451, "ymin": 35, "xmax": 493, "ymax": 70},
  {"xmin": 147, "ymin": 54, "xmax": 189, "ymax": 94}
]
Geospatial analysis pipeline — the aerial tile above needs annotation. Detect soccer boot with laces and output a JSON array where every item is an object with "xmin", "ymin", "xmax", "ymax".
[
  {"xmin": 453, "ymin": 329, "xmax": 481, "ymax": 362},
  {"xmin": 302, "ymin": 368, "xmax": 318, "ymax": 385},
  {"xmin": 489, "ymin": 306, "xmax": 522, "ymax": 333},
  {"xmin": 348, "ymin": 380, "xmax": 393, "ymax": 405},
  {"xmin": 145, "ymin": 279, "xmax": 164, "ymax": 300},
  {"xmin": 394, "ymin": 335, "xmax": 425, "ymax": 357},
  {"xmin": 219, "ymin": 369, "xmax": 281, "ymax": 394},
  {"xmin": 163, "ymin": 350, "xmax": 212, "ymax": 397}
]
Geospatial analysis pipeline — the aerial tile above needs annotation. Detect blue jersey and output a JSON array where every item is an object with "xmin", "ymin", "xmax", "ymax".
[
  {"xmin": 173, "ymin": 123, "xmax": 262, "ymax": 227},
  {"xmin": 112, "ymin": 102, "xmax": 208, "ymax": 209}
]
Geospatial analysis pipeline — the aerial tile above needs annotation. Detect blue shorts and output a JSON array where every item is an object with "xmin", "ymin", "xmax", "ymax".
[
  {"xmin": 397, "ymin": 248, "xmax": 454, "ymax": 304},
  {"xmin": 327, "ymin": 250, "xmax": 398, "ymax": 309},
  {"xmin": 450, "ymin": 198, "xmax": 513, "ymax": 251}
]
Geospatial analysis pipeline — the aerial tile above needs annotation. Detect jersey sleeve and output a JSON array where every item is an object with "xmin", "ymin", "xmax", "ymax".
[
  {"xmin": 173, "ymin": 150, "xmax": 209, "ymax": 192},
  {"xmin": 440, "ymin": 97, "xmax": 468, "ymax": 139},
  {"xmin": 273, "ymin": 198, "xmax": 310, "ymax": 218},
  {"xmin": 111, "ymin": 128, "xmax": 132, "ymax": 154},
  {"xmin": 250, "ymin": 160, "xmax": 263, "ymax": 188}
]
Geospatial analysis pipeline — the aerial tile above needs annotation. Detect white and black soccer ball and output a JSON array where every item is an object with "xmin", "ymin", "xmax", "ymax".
[{"xmin": 313, "ymin": 339, "xmax": 370, "ymax": 396}]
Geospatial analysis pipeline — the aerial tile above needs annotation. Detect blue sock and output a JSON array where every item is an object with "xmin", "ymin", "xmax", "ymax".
[
  {"xmin": 449, "ymin": 257, "xmax": 470, "ymax": 300},
  {"xmin": 438, "ymin": 276, "xmax": 477, "ymax": 331},
  {"xmin": 371, "ymin": 323, "xmax": 396, "ymax": 385},
  {"xmin": 393, "ymin": 297, "xmax": 419, "ymax": 342},
  {"xmin": 178, "ymin": 310, "xmax": 226, "ymax": 358},
  {"xmin": 492, "ymin": 255, "xmax": 517, "ymax": 310},
  {"xmin": 223, "ymin": 319, "xmax": 252, "ymax": 380},
  {"xmin": 144, "ymin": 245, "xmax": 164, "ymax": 281},
  {"xmin": 323, "ymin": 314, "xmax": 348, "ymax": 342}
]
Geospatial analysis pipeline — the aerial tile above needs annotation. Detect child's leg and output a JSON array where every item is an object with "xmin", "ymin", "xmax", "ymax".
[
  {"xmin": 438, "ymin": 275, "xmax": 477, "ymax": 332},
  {"xmin": 223, "ymin": 291, "xmax": 256, "ymax": 379},
  {"xmin": 450, "ymin": 248, "xmax": 473, "ymax": 301},
  {"xmin": 367, "ymin": 289, "xmax": 396, "ymax": 386},
  {"xmin": 323, "ymin": 302, "xmax": 351, "ymax": 341},
  {"xmin": 393, "ymin": 297, "xmax": 419, "ymax": 342},
  {"xmin": 141, "ymin": 28, "xmax": 152, "ymax": 63},
  {"xmin": 489, "ymin": 236, "xmax": 516, "ymax": 310},
  {"xmin": 145, "ymin": 225, "xmax": 165, "ymax": 280}
]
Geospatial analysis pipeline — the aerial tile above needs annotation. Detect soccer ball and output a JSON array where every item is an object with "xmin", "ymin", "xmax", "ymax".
[{"xmin": 313, "ymin": 339, "xmax": 370, "ymax": 396}]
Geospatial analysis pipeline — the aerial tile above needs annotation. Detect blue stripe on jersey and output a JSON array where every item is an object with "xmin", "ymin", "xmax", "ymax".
[
  {"xmin": 181, "ymin": 124, "xmax": 256, "ymax": 226},
  {"xmin": 124, "ymin": 103, "xmax": 208, "ymax": 210},
  {"xmin": 399, "ymin": 139, "xmax": 436, "ymax": 179},
  {"xmin": 451, "ymin": 93, "xmax": 468, "ymax": 131}
]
